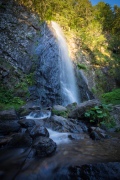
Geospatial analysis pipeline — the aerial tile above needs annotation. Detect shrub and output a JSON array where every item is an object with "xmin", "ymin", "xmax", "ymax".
[
  {"xmin": 102, "ymin": 89, "xmax": 120, "ymax": 105},
  {"xmin": 0, "ymin": 86, "xmax": 24, "ymax": 110},
  {"xmin": 84, "ymin": 104, "xmax": 116, "ymax": 128},
  {"xmin": 77, "ymin": 63, "xmax": 87, "ymax": 70}
]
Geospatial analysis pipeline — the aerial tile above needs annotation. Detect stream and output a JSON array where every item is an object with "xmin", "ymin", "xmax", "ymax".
[{"xmin": 0, "ymin": 121, "xmax": 120, "ymax": 179}]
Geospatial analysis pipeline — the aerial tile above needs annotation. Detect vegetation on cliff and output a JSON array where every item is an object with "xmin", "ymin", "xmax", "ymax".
[
  {"xmin": 1, "ymin": 0, "xmax": 120, "ymax": 110},
  {"xmin": 15, "ymin": 0, "xmax": 120, "ymax": 99}
]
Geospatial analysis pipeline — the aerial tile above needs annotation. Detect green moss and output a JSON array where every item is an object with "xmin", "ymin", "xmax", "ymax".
[
  {"xmin": 52, "ymin": 109, "xmax": 68, "ymax": 118},
  {"xmin": 102, "ymin": 89, "xmax": 120, "ymax": 105}
]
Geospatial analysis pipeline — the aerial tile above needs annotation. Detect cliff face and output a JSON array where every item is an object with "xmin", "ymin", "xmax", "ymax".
[
  {"xmin": 0, "ymin": 0, "xmax": 93, "ymax": 108},
  {"xmin": 35, "ymin": 23, "xmax": 62, "ymax": 106},
  {"xmin": 0, "ymin": 0, "xmax": 40, "ymax": 73}
]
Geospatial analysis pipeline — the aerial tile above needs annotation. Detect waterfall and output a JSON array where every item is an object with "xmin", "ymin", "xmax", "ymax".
[{"xmin": 51, "ymin": 21, "xmax": 80, "ymax": 105}]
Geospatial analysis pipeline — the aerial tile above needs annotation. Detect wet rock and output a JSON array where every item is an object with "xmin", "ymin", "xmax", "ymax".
[
  {"xmin": 0, "ymin": 171, "xmax": 4, "ymax": 179},
  {"xmin": 18, "ymin": 106, "xmax": 32, "ymax": 116},
  {"xmin": 89, "ymin": 127, "xmax": 110, "ymax": 140},
  {"xmin": 68, "ymin": 134, "xmax": 84, "ymax": 140},
  {"xmin": 27, "ymin": 110, "xmax": 51, "ymax": 119},
  {"xmin": 100, "ymin": 132, "xmax": 110, "ymax": 139},
  {"xmin": 90, "ymin": 131, "xmax": 101, "ymax": 140},
  {"xmin": 89, "ymin": 127, "xmax": 105, "ymax": 133},
  {"xmin": 68, "ymin": 99, "xmax": 100, "ymax": 119},
  {"xmin": 0, "ymin": 109, "xmax": 18, "ymax": 120},
  {"xmin": 28, "ymin": 125, "xmax": 49, "ymax": 138},
  {"xmin": 8, "ymin": 133, "xmax": 32, "ymax": 147},
  {"xmin": 33, "ymin": 137, "xmax": 57, "ymax": 157},
  {"xmin": 0, "ymin": 136, "xmax": 12, "ymax": 148},
  {"xmin": 53, "ymin": 105, "xmax": 67, "ymax": 112},
  {"xmin": 18, "ymin": 119, "xmax": 35, "ymax": 128},
  {"xmin": 29, "ymin": 106, "xmax": 41, "ymax": 111},
  {"xmin": 110, "ymin": 105, "xmax": 120, "ymax": 127},
  {"xmin": 66, "ymin": 102, "xmax": 77, "ymax": 111},
  {"xmin": 66, "ymin": 162, "xmax": 120, "ymax": 180},
  {"xmin": 44, "ymin": 115, "xmax": 83, "ymax": 133},
  {"xmin": 0, "ymin": 121, "xmax": 20, "ymax": 135}
]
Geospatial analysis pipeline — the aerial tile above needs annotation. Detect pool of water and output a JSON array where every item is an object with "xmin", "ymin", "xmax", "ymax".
[{"xmin": 0, "ymin": 132, "xmax": 120, "ymax": 179}]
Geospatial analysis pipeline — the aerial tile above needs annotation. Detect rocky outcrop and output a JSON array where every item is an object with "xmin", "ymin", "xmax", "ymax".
[
  {"xmin": 89, "ymin": 126, "xmax": 110, "ymax": 140},
  {"xmin": 68, "ymin": 99, "xmax": 100, "ymax": 119},
  {"xmin": 0, "ymin": 0, "xmax": 40, "ymax": 73},
  {"xmin": 8, "ymin": 132, "xmax": 32, "ymax": 147},
  {"xmin": 18, "ymin": 119, "xmax": 35, "ymax": 128},
  {"xmin": 35, "ymin": 23, "xmax": 62, "ymax": 107},
  {"xmin": 64, "ymin": 162, "xmax": 120, "ymax": 180},
  {"xmin": 0, "ymin": 109, "xmax": 57, "ymax": 157},
  {"xmin": 0, "ymin": 121, "xmax": 20, "ymax": 135},
  {"xmin": 0, "ymin": 109, "xmax": 18, "ymax": 120},
  {"xmin": 53, "ymin": 105, "xmax": 67, "ymax": 112},
  {"xmin": 0, "ymin": 0, "xmax": 94, "ymax": 107},
  {"xmin": 0, "ymin": 0, "xmax": 41, "ymax": 104},
  {"xmin": 43, "ymin": 115, "xmax": 87, "ymax": 133},
  {"xmin": 27, "ymin": 125, "xmax": 49, "ymax": 138},
  {"xmin": 76, "ymin": 69, "xmax": 94, "ymax": 101},
  {"xmin": 111, "ymin": 105, "xmax": 120, "ymax": 126},
  {"xmin": 33, "ymin": 136, "xmax": 57, "ymax": 157}
]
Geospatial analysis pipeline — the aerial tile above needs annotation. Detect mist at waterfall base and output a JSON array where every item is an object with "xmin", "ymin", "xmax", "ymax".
[{"xmin": 51, "ymin": 21, "xmax": 80, "ymax": 106}]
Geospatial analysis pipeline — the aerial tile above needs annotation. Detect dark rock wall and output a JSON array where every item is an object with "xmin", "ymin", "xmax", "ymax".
[
  {"xmin": 0, "ymin": 0, "xmax": 40, "ymax": 73},
  {"xmin": 0, "ymin": 0, "xmax": 94, "ymax": 107},
  {"xmin": 35, "ymin": 23, "xmax": 62, "ymax": 107}
]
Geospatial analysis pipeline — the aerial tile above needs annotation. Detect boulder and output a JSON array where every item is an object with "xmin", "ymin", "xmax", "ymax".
[
  {"xmin": 68, "ymin": 99, "xmax": 100, "ymax": 119},
  {"xmin": 53, "ymin": 105, "xmax": 67, "ymax": 112},
  {"xmin": 90, "ymin": 131, "xmax": 101, "ymax": 140},
  {"xmin": 18, "ymin": 106, "xmax": 32, "ymax": 117},
  {"xmin": 66, "ymin": 102, "xmax": 77, "ymax": 111},
  {"xmin": 0, "ymin": 109, "xmax": 18, "ymax": 120},
  {"xmin": 65, "ymin": 162, "xmax": 120, "ymax": 180},
  {"xmin": 89, "ymin": 127, "xmax": 110, "ymax": 140},
  {"xmin": 0, "ymin": 121, "xmax": 20, "ymax": 135},
  {"xmin": 0, "ymin": 136, "xmax": 12, "ymax": 148},
  {"xmin": 44, "ymin": 115, "xmax": 83, "ymax": 133},
  {"xmin": 68, "ymin": 134, "xmax": 85, "ymax": 140},
  {"xmin": 110, "ymin": 105, "xmax": 120, "ymax": 127},
  {"xmin": 28, "ymin": 125, "xmax": 49, "ymax": 138},
  {"xmin": 8, "ymin": 133, "xmax": 32, "ymax": 147},
  {"xmin": 33, "ymin": 137, "xmax": 57, "ymax": 157},
  {"xmin": 18, "ymin": 119, "xmax": 35, "ymax": 128},
  {"xmin": 52, "ymin": 105, "xmax": 68, "ymax": 118}
]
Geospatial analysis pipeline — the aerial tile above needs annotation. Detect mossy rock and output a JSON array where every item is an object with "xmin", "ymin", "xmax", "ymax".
[{"xmin": 52, "ymin": 105, "xmax": 68, "ymax": 118}]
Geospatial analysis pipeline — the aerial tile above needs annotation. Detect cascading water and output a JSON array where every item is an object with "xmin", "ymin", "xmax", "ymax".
[{"xmin": 51, "ymin": 21, "xmax": 80, "ymax": 105}]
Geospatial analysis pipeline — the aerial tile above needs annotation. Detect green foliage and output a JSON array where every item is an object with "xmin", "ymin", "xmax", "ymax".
[
  {"xmin": 0, "ymin": 71, "xmax": 35, "ymax": 110},
  {"xmin": 15, "ymin": 73, "xmax": 35, "ymax": 96},
  {"xmin": 0, "ymin": 86, "xmax": 24, "ymax": 110},
  {"xmin": 93, "ymin": 2, "xmax": 114, "ymax": 32},
  {"xmin": 6, "ymin": 0, "xmax": 120, "ymax": 103},
  {"xmin": 52, "ymin": 109, "xmax": 68, "ymax": 118},
  {"xmin": 77, "ymin": 63, "xmax": 87, "ymax": 70},
  {"xmin": 84, "ymin": 104, "xmax": 115, "ymax": 128},
  {"xmin": 102, "ymin": 89, "xmax": 120, "ymax": 105}
]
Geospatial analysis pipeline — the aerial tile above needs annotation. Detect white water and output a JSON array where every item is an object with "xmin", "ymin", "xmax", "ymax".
[
  {"xmin": 51, "ymin": 21, "xmax": 80, "ymax": 105},
  {"xmin": 26, "ymin": 111, "xmax": 51, "ymax": 120},
  {"xmin": 26, "ymin": 111, "xmax": 70, "ymax": 144},
  {"xmin": 48, "ymin": 129, "xmax": 70, "ymax": 144}
]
